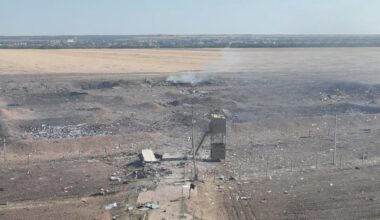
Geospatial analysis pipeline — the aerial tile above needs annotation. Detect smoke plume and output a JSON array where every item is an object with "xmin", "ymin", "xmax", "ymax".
[{"xmin": 166, "ymin": 48, "xmax": 242, "ymax": 85}]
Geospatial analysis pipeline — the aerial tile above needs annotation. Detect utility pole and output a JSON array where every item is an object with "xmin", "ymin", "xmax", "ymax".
[
  {"xmin": 213, "ymin": 168, "xmax": 216, "ymax": 183},
  {"xmin": 290, "ymin": 159, "xmax": 293, "ymax": 172},
  {"xmin": 265, "ymin": 157, "xmax": 269, "ymax": 177},
  {"xmin": 3, "ymin": 138, "xmax": 6, "ymax": 162},
  {"xmin": 315, "ymin": 152, "xmax": 318, "ymax": 168},
  {"xmin": 191, "ymin": 102, "xmax": 197, "ymax": 180},
  {"xmin": 328, "ymin": 127, "xmax": 330, "ymax": 137},
  {"xmin": 239, "ymin": 164, "xmax": 242, "ymax": 181},
  {"xmin": 333, "ymin": 115, "xmax": 337, "ymax": 165},
  {"xmin": 184, "ymin": 161, "xmax": 187, "ymax": 180}
]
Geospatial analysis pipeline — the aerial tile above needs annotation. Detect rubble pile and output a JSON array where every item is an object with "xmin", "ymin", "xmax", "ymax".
[
  {"xmin": 25, "ymin": 123, "xmax": 117, "ymax": 139},
  {"xmin": 131, "ymin": 164, "xmax": 173, "ymax": 179}
]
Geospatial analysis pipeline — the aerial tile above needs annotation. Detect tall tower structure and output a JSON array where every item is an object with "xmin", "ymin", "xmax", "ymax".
[{"xmin": 209, "ymin": 113, "xmax": 226, "ymax": 160}]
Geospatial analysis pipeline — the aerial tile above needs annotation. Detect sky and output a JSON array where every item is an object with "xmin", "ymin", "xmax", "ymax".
[{"xmin": 1, "ymin": 0, "xmax": 380, "ymax": 36}]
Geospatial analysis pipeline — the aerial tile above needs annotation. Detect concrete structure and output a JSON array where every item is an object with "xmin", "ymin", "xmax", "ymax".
[
  {"xmin": 209, "ymin": 113, "xmax": 226, "ymax": 160},
  {"xmin": 195, "ymin": 112, "xmax": 227, "ymax": 160},
  {"xmin": 141, "ymin": 149, "xmax": 158, "ymax": 162}
]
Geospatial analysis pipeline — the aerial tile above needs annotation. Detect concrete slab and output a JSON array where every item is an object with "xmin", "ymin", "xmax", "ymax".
[{"xmin": 141, "ymin": 149, "xmax": 157, "ymax": 162}]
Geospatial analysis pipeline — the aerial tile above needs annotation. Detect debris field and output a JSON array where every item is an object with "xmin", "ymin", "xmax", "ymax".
[{"xmin": 1, "ymin": 48, "xmax": 380, "ymax": 219}]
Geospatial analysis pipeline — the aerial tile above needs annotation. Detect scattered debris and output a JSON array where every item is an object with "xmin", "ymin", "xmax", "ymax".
[
  {"xmin": 216, "ymin": 185, "xmax": 224, "ymax": 192},
  {"xmin": 167, "ymin": 100, "xmax": 181, "ymax": 106},
  {"xmin": 104, "ymin": 202, "xmax": 118, "ymax": 210},
  {"xmin": 140, "ymin": 202, "xmax": 160, "ymax": 210},
  {"xmin": 128, "ymin": 162, "xmax": 173, "ymax": 179},
  {"xmin": 126, "ymin": 204, "xmax": 134, "ymax": 211},
  {"xmin": 25, "ymin": 123, "xmax": 116, "ymax": 139},
  {"xmin": 90, "ymin": 188, "xmax": 110, "ymax": 197},
  {"xmin": 109, "ymin": 175, "xmax": 122, "ymax": 182},
  {"xmin": 63, "ymin": 185, "xmax": 73, "ymax": 193},
  {"xmin": 238, "ymin": 196, "xmax": 252, "ymax": 201}
]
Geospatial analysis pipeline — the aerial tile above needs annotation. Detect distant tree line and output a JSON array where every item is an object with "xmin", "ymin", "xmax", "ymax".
[{"xmin": 1, "ymin": 35, "xmax": 380, "ymax": 49}]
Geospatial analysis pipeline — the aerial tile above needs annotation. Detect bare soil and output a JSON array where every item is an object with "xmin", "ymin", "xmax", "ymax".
[{"xmin": 0, "ymin": 48, "xmax": 380, "ymax": 219}]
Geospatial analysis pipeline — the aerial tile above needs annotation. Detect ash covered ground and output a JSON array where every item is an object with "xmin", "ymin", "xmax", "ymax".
[{"xmin": 0, "ymin": 67, "xmax": 380, "ymax": 219}]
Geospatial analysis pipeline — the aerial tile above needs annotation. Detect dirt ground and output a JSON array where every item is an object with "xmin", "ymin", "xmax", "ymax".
[
  {"xmin": 0, "ymin": 48, "xmax": 380, "ymax": 219},
  {"xmin": 0, "ymin": 49, "xmax": 221, "ymax": 74}
]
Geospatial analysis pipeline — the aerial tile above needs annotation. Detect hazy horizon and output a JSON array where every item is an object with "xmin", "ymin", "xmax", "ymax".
[
  {"xmin": 2, "ymin": 34, "xmax": 380, "ymax": 37},
  {"xmin": 1, "ymin": 0, "xmax": 380, "ymax": 36}
]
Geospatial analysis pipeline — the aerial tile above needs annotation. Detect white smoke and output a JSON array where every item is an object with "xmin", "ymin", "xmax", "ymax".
[
  {"xmin": 166, "ymin": 71, "xmax": 214, "ymax": 85},
  {"xmin": 166, "ymin": 48, "xmax": 242, "ymax": 85}
]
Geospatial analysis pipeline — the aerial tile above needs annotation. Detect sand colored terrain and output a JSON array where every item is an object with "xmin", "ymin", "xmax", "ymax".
[
  {"xmin": 1, "ymin": 48, "xmax": 380, "ymax": 80},
  {"xmin": 0, "ymin": 49, "xmax": 221, "ymax": 74}
]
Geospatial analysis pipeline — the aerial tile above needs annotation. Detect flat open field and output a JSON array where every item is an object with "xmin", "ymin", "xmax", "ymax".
[
  {"xmin": 0, "ymin": 49, "xmax": 221, "ymax": 74},
  {"xmin": 1, "ymin": 48, "xmax": 380, "ymax": 81},
  {"xmin": 1, "ymin": 48, "xmax": 380, "ymax": 219}
]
